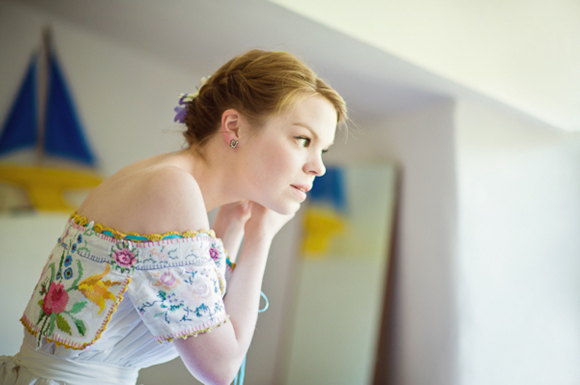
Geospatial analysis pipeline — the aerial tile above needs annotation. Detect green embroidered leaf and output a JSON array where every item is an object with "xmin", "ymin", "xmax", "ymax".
[
  {"xmin": 36, "ymin": 311, "xmax": 46, "ymax": 325},
  {"xmin": 55, "ymin": 314, "xmax": 72, "ymax": 335},
  {"xmin": 49, "ymin": 263, "xmax": 56, "ymax": 283},
  {"xmin": 69, "ymin": 259, "xmax": 84, "ymax": 289},
  {"xmin": 47, "ymin": 316, "xmax": 56, "ymax": 337},
  {"xmin": 36, "ymin": 317, "xmax": 47, "ymax": 347},
  {"xmin": 69, "ymin": 301, "xmax": 88, "ymax": 314},
  {"xmin": 74, "ymin": 319, "xmax": 87, "ymax": 336},
  {"xmin": 37, "ymin": 315, "xmax": 49, "ymax": 335},
  {"xmin": 38, "ymin": 299, "xmax": 44, "ymax": 307},
  {"xmin": 76, "ymin": 258, "xmax": 84, "ymax": 277},
  {"xmin": 40, "ymin": 282, "xmax": 47, "ymax": 295},
  {"xmin": 58, "ymin": 248, "xmax": 66, "ymax": 272}
]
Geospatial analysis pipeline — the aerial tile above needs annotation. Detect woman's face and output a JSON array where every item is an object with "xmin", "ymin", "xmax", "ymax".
[{"xmin": 239, "ymin": 95, "xmax": 338, "ymax": 215}]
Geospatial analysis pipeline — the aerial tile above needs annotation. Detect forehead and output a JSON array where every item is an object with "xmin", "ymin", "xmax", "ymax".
[{"xmin": 274, "ymin": 95, "xmax": 338, "ymax": 144}]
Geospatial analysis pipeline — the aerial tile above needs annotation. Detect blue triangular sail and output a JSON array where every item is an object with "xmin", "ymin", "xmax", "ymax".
[
  {"xmin": 44, "ymin": 51, "xmax": 96, "ymax": 166},
  {"xmin": 0, "ymin": 55, "xmax": 38, "ymax": 156}
]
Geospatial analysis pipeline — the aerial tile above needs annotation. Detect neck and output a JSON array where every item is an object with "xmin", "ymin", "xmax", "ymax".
[{"xmin": 184, "ymin": 140, "xmax": 244, "ymax": 212}]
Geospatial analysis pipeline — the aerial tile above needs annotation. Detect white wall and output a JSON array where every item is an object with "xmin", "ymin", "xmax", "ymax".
[
  {"xmin": 268, "ymin": 0, "xmax": 580, "ymax": 131},
  {"xmin": 455, "ymin": 101, "xmax": 580, "ymax": 385},
  {"xmin": 384, "ymin": 103, "xmax": 459, "ymax": 385},
  {"xmin": 334, "ymin": 102, "xmax": 458, "ymax": 385}
]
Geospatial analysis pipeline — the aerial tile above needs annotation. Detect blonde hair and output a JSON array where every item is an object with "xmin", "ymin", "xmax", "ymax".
[{"xmin": 183, "ymin": 49, "xmax": 347, "ymax": 149}]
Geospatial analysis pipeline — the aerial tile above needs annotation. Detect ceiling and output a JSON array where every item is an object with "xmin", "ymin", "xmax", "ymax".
[{"xmin": 10, "ymin": 0, "xmax": 561, "ymax": 129}]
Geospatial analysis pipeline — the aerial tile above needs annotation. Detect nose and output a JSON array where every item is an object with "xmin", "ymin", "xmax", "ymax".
[{"xmin": 305, "ymin": 153, "xmax": 326, "ymax": 177}]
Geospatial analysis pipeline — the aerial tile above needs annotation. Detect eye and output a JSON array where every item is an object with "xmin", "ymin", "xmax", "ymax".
[{"xmin": 295, "ymin": 136, "xmax": 311, "ymax": 147}]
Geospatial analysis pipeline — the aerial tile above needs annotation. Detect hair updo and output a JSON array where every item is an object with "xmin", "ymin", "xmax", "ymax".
[{"xmin": 182, "ymin": 49, "xmax": 347, "ymax": 150}]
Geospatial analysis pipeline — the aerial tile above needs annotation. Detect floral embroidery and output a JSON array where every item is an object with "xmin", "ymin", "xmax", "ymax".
[
  {"xmin": 24, "ymin": 215, "xmax": 229, "ymax": 349},
  {"xmin": 42, "ymin": 283, "xmax": 69, "ymax": 316},
  {"xmin": 78, "ymin": 264, "xmax": 121, "ymax": 313},
  {"xmin": 141, "ymin": 245, "xmax": 177, "ymax": 265},
  {"xmin": 137, "ymin": 288, "xmax": 224, "ymax": 325},
  {"xmin": 187, "ymin": 275, "xmax": 213, "ymax": 302},
  {"xmin": 209, "ymin": 247, "xmax": 219, "ymax": 261},
  {"xmin": 34, "ymin": 244, "xmax": 90, "ymax": 347},
  {"xmin": 151, "ymin": 269, "xmax": 181, "ymax": 291},
  {"xmin": 110, "ymin": 242, "xmax": 139, "ymax": 273},
  {"xmin": 64, "ymin": 267, "xmax": 74, "ymax": 279}
]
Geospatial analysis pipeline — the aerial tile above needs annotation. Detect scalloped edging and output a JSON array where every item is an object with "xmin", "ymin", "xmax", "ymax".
[
  {"xmin": 156, "ymin": 315, "xmax": 230, "ymax": 343},
  {"xmin": 70, "ymin": 212, "xmax": 216, "ymax": 242}
]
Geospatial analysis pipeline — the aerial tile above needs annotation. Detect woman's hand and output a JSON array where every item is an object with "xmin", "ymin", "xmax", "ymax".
[
  {"xmin": 243, "ymin": 202, "xmax": 296, "ymax": 243},
  {"xmin": 213, "ymin": 201, "xmax": 296, "ymax": 258},
  {"xmin": 213, "ymin": 201, "xmax": 252, "ymax": 260}
]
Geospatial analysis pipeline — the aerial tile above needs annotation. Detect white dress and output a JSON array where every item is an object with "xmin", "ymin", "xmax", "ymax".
[{"xmin": 0, "ymin": 214, "xmax": 231, "ymax": 385}]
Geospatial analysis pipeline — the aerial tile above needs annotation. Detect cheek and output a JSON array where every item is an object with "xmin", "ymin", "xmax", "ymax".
[{"xmin": 259, "ymin": 145, "xmax": 295, "ymax": 176}]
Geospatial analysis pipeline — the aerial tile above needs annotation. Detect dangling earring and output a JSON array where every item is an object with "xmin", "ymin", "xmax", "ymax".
[{"xmin": 230, "ymin": 139, "xmax": 239, "ymax": 149}]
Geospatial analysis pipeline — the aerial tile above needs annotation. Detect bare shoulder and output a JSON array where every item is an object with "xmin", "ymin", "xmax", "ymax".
[
  {"xmin": 79, "ymin": 164, "xmax": 209, "ymax": 235},
  {"xmin": 137, "ymin": 165, "xmax": 209, "ymax": 232}
]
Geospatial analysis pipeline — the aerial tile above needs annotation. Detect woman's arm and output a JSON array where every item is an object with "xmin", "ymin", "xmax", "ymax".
[
  {"xmin": 174, "ymin": 202, "xmax": 294, "ymax": 385},
  {"xmin": 211, "ymin": 201, "xmax": 252, "ymax": 263}
]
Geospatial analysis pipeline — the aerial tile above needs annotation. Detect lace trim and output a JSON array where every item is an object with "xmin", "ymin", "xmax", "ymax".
[
  {"xmin": 158, "ymin": 316, "xmax": 230, "ymax": 343},
  {"xmin": 70, "ymin": 212, "xmax": 216, "ymax": 242},
  {"xmin": 20, "ymin": 276, "xmax": 132, "ymax": 350}
]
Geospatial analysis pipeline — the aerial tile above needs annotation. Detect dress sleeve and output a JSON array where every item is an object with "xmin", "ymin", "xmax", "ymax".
[{"xmin": 126, "ymin": 233, "xmax": 229, "ymax": 343}]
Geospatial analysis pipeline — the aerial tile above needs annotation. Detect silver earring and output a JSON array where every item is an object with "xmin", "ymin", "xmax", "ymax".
[{"xmin": 230, "ymin": 139, "xmax": 239, "ymax": 148}]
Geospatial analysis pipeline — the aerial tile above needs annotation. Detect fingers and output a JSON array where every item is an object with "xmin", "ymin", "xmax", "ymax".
[{"xmin": 244, "ymin": 202, "xmax": 297, "ymax": 240}]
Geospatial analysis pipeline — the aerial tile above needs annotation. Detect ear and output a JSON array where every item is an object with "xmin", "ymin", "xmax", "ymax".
[{"xmin": 221, "ymin": 109, "xmax": 242, "ymax": 144}]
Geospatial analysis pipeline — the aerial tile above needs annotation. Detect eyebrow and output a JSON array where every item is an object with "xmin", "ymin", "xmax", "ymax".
[{"xmin": 291, "ymin": 122, "xmax": 335, "ymax": 147}]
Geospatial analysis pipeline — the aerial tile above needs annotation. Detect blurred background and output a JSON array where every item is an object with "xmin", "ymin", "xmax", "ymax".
[{"xmin": 0, "ymin": 1, "xmax": 579, "ymax": 384}]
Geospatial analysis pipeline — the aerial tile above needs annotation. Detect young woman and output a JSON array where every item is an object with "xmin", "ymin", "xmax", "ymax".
[{"xmin": 0, "ymin": 49, "xmax": 347, "ymax": 385}]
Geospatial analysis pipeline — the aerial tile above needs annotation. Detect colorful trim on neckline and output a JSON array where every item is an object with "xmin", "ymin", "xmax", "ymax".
[{"xmin": 69, "ymin": 212, "xmax": 216, "ymax": 242}]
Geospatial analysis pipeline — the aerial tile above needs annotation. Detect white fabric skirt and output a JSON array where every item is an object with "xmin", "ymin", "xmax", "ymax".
[{"xmin": 0, "ymin": 343, "xmax": 139, "ymax": 385}]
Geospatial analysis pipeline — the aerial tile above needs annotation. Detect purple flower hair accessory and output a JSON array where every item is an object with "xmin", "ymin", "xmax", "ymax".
[
  {"xmin": 173, "ymin": 96, "xmax": 189, "ymax": 123},
  {"xmin": 174, "ymin": 76, "xmax": 210, "ymax": 124}
]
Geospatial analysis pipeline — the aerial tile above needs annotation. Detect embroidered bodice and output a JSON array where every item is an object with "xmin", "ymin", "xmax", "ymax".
[{"xmin": 4, "ymin": 214, "xmax": 232, "ymax": 384}]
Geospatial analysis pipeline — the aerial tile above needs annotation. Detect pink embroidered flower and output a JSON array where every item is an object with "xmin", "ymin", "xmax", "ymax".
[
  {"xmin": 183, "ymin": 275, "xmax": 213, "ymax": 304},
  {"xmin": 160, "ymin": 271, "xmax": 177, "ymax": 287},
  {"xmin": 150, "ymin": 249, "xmax": 169, "ymax": 262},
  {"xmin": 152, "ymin": 270, "xmax": 181, "ymax": 291},
  {"xmin": 42, "ymin": 283, "xmax": 69, "ymax": 315},
  {"xmin": 192, "ymin": 280, "xmax": 211, "ymax": 301},
  {"xmin": 158, "ymin": 251, "xmax": 170, "ymax": 261},
  {"xmin": 209, "ymin": 247, "xmax": 219, "ymax": 261},
  {"xmin": 113, "ymin": 249, "xmax": 137, "ymax": 268}
]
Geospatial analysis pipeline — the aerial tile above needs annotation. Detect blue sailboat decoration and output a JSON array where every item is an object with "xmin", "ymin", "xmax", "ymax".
[
  {"xmin": 0, "ymin": 55, "xmax": 38, "ymax": 156},
  {"xmin": 44, "ymin": 50, "xmax": 96, "ymax": 165},
  {"xmin": 0, "ymin": 28, "xmax": 102, "ymax": 212}
]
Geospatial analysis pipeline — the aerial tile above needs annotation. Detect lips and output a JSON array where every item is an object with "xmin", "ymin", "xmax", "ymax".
[
  {"xmin": 291, "ymin": 184, "xmax": 311, "ymax": 193},
  {"xmin": 290, "ymin": 184, "xmax": 311, "ymax": 202}
]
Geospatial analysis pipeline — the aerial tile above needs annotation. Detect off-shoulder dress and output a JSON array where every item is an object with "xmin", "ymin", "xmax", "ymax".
[{"xmin": 0, "ymin": 213, "xmax": 233, "ymax": 385}]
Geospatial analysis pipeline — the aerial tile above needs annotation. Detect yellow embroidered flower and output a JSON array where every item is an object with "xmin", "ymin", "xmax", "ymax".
[{"xmin": 78, "ymin": 264, "xmax": 120, "ymax": 313}]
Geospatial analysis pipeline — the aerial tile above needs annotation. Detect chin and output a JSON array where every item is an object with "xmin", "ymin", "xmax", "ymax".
[{"xmin": 267, "ymin": 200, "xmax": 302, "ymax": 216}]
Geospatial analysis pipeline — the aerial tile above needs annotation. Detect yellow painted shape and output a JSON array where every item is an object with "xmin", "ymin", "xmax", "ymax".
[
  {"xmin": 301, "ymin": 207, "xmax": 347, "ymax": 257},
  {"xmin": 0, "ymin": 165, "xmax": 103, "ymax": 212}
]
